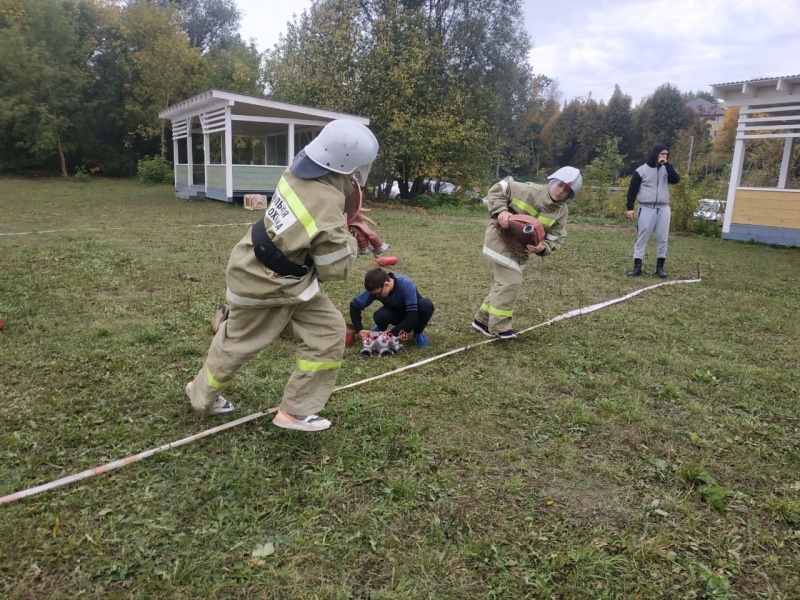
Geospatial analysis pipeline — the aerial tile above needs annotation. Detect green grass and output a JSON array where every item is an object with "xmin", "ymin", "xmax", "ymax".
[{"xmin": 1, "ymin": 178, "xmax": 799, "ymax": 598}]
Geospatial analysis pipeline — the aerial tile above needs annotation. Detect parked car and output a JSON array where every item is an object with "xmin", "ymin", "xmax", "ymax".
[
  {"xmin": 693, "ymin": 199, "xmax": 726, "ymax": 222},
  {"xmin": 374, "ymin": 181, "xmax": 401, "ymax": 199},
  {"xmin": 425, "ymin": 180, "xmax": 458, "ymax": 195}
]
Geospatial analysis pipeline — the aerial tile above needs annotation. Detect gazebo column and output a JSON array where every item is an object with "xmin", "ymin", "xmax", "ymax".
[
  {"xmin": 203, "ymin": 133, "xmax": 210, "ymax": 195},
  {"xmin": 778, "ymin": 138, "xmax": 792, "ymax": 189},
  {"xmin": 225, "ymin": 106, "xmax": 233, "ymax": 201},
  {"xmin": 723, "ymin": 131, "xmax": 747, "ymax": 233},
  {"xmin": 186, "ymin": 121, "xmax": 194, "ymax": 187},
  {"xmin": 288, "ymin": 122, "xmax": 295, "ymax": 165},
  {"xmin": 172, "ymin": 136, "xmax": 179, "ymax": 184}
]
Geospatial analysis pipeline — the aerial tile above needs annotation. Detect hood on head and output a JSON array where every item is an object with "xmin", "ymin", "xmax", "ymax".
[{"xmin": 646, "ymin": 144, "xmax": 669, "ymax": 168}]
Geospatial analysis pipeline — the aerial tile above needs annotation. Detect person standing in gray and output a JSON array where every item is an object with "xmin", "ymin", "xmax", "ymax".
[{"xmin": 625, "ymin": 144, "xmax": 680, "ymax": 278}]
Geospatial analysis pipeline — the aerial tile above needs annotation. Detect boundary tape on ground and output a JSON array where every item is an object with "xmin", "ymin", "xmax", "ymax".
[{"xmin": 1, "ymin": 277, "xmax": 700, "ymax": 505}]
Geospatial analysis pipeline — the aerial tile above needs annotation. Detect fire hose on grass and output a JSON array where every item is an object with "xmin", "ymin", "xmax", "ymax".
[{"xmin": 1, "ymin": 273, "xmax": 701, "ymax": 504}]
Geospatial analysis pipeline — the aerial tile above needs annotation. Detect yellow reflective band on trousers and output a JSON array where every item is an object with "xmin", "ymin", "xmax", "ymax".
[
  {"xmin": 509, "ymin": 198, "xmax": 556, "ymax": 227},
  {"xmin": 481, "ymin": 302, "xmax": 513, "ymax": 317},
  {"xmin": 297, "ymin": 358, "xmax": 341, "ymax": 372},
  {"xmin": 278, "ymin": 178, "xmax": 319, "ymax": 238},
  {"xmin": 206, "ymin": 366, "xmax": 231, "ymax": 389}
]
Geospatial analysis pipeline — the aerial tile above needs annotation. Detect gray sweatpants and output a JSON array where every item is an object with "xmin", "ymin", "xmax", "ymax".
[{"xmin": 633, "ymin": 205, "xmax": 670, "ymax": 260}]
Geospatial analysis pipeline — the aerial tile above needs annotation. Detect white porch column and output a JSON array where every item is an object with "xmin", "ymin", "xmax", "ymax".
[
  {"xmin": 225, "ymin": 105, "xmax": 233, "ymax": 201},
  {"xmin": 172, "ymin": 135, "xmax": 179, "ymax": 186},
  {"xmin": 186, "ymin": 122, "xmax": 193, "ymax": 187},
  {"xmin": 722, "ymin": 137, "xmax": 746, "ymax": 233},
  {"xmin": 778, "ymin": 138, "xmax": 793, "ymax": 189},
  {"xmin": 288, "ymin": 122, "xmax": 295, "ymax": 165},
  {"xmin": 204, "ymin": 133, "xmax": 210, "ymax": 195}
]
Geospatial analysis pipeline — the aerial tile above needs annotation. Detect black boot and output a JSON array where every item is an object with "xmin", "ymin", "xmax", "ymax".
[
  {"xmin": 626, "ymin": 258, "xmax": 643, "ymax": 277},
  {"xmin": 656, "ymin": 257, "xmax": 668, "ymax": 278}
]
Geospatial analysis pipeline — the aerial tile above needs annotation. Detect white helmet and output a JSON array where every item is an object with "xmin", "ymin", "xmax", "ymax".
[
  {"xmin": 304, "ymin": 119, "xmax": 379, "ymax": 186},
  {"xmin": 547, "ymin": 166, "xmax": 582, "ymax": 200}
]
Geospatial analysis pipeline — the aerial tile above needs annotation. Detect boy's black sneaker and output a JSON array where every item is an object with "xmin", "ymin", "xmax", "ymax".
[
  {"xmin": 497, "ymin": 329, "xmax": 517, "ymax": 340},
  {"xmin": 471, "ymin": 320, "xmax": 494, "ymax": 337}
]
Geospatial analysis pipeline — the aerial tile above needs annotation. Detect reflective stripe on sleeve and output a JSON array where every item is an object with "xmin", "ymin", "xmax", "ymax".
[
  {"xmin": 546, "ymin": 232, "xmax": 560, "ymax": 241},
  {"xmin": 482, "ymin": 246, "xmax": 522, "ymax": 273},
  {"xmin": 225, "ymin": 278, "xmax": 320, "ymax": 306},
  {"xmin": 314, "ymin": 245, "xmax": 352, "ymax": 265},
  {"xmin": 277, "ymin": 178, "xmax": 319, "ymax": 238}
]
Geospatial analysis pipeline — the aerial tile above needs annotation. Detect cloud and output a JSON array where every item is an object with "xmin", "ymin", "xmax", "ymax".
[
  {"xmin": 526, "ymin": 0, "xmax": 800, "ymax": 103},
  {"xmin": 236, "ymin": 0, "xmax": 800, "ymax": 105}
]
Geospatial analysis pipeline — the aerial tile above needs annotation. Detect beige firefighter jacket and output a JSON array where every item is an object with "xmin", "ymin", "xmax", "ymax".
[
  {"xmin": 225, "ymin": 170, "xmax": 357, "ymax": 307},
  {"xmin": 483, "ymin": 177, "xmax": 568, "ymax": 267}
]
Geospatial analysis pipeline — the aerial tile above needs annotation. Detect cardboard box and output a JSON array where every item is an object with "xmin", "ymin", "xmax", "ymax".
[{"xmin": 244, "ymin": 194, "xmax": 268, "ymax": 210}]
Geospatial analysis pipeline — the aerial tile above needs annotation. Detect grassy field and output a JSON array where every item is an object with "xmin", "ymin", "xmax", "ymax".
[{"xmin": 1, "ymin": 178, "xmax": 799, "ymax": 599}]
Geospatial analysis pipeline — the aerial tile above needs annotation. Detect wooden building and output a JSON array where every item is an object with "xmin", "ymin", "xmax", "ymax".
[
  {"xmin": 158, "ymin": 90, "xmax": 370, "ymax": 202},
  {"xmin": 712, "ymin": 75, "xmax": 800, "ymax": 246}
]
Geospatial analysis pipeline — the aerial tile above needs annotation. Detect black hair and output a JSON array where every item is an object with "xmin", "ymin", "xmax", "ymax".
[{"xmin": 364, "ymin": 268, "xmax": 389, "ymax": 292}]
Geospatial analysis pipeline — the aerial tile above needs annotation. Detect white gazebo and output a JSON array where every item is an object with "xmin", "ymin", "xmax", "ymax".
[
  {"xmin": 158, "ymin": 90, "xmax": 370, "ymax": 202},
  {"xmin": 712, "ymin": 75, "xmax": 800, "ymax": 246}
]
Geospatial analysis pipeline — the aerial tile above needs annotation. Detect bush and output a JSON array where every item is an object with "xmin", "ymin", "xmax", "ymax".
[
  {"xmin": 137, "ymin": 155, "xmax": 173, "ymax": 185},
  {"xmin": 73, "ymin": 165, "xmax": 91, "ymax": 182}
]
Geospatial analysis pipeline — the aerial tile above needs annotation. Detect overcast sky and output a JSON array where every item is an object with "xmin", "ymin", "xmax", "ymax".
[{"xmin": 237, "ymin": 0, "xmax": 800, "ymax": 106}]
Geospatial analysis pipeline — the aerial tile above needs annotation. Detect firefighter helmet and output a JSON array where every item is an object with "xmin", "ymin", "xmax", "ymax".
[
  {"xmin": 304, "ymin": 119, "xmax": 379, "ymax": 186},
  {"xmin": 547, "ymin": 166, "xmax": 582, "ymax": 200}
]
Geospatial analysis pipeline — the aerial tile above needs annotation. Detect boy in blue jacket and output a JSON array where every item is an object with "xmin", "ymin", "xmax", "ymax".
[{"xmin": 349, "ymin": 268, "xmax": 434, "ymax": 347}]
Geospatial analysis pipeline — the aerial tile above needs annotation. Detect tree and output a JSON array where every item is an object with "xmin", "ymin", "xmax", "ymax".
[
  {"xmin": 603, "ymin": 85, "xmax": 633, "ymax": 160},
  {"xmin": 358, "ymin": 4, "xmax": 491, "ymax": 198},
  {"xmin": 635, "ymin": 83, "xmax": 695, "ymax": 153},
  {"xmin": 713, "ymin": 106, "xmax": 740, "ymax": 158},
  {"xmin": 202, "ymin": 38, "xmax": 264, "ymax": 95},
  {"xmin": 121, "ymin": 0, "xmax": 204, "ymax": 156},
  {"xmin": 159, "ymin": 0, "xmax": 242, "ymax": 52},
  {"xmin": 265, "ymin": 0, "xmax": 531, "ymax": 192},
  {"xmin": 516, "ymin": 75, "xmax": 561, "ymax": 175},
  {"xmin": 263, "ymin": 0, "xmax": 361, "ymax": 113},
  {"xmin": 0, "ymin": 0, "xmax": 105, "ymax": 176}
]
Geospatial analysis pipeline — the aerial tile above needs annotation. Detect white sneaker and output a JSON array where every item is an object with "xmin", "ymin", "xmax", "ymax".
[
  {"xmin": 358, "ymin": 247, "xmax": 372, "ymax": 256},
  {"xmin": 272, "ymin": 410, "xmax": 332, "ymax": 431},
  {"xmin": 374, "ymin": 242, "xmax": 390, "ymax": 255},
  {"xmin": 185, "ymin": 382, "xmax": 234, "ymax": 415}
]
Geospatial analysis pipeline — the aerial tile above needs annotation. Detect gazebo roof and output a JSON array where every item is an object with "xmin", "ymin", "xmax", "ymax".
[
  {"xmin": 159, "ymin": 89, "xmax": 369, "ymax": 124},
  {"xmin": 712, "ymin": 75, "xmax": 800, "ymax": 107}
]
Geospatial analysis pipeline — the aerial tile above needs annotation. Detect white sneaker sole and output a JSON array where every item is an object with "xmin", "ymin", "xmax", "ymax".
[{"xmin": 273, "ymin": 411, "xmax": 332, "ymax": 432}]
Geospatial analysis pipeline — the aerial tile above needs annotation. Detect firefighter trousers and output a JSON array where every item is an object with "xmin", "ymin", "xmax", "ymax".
[
  {"xmin": 475, "ymin": 260, "xmax": 524, "ymax": 334},
  {"xmin": 187, "ymin": 293, "xmax": 346, "ymax": 416}
]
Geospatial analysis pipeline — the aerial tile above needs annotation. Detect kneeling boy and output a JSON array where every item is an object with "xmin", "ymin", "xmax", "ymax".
[{"xmin": 349, "ymin": 268, "xmax": 434, "ymax": 347}]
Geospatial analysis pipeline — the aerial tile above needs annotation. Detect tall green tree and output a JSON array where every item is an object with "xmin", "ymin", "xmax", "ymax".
[
  {"xmin": 635, "ymin": 83, "xmax": 695, "ymax": 153},
  {"xmin": 171, "ymin": 0, "xmax": 241, "ymax": 53},
  {"xmin": 0, "ymin": 0, "xmax": 104, "ymax": 176},
  {"xmin": 603, "ymin": 85, "xmax": 634, "ymax": 161},
  {"xmin": 359, "ymin": 6, "xmax": 490, "ymax": 197},
  {"xmin": 202, "ymin": 38, "xmax": 264, "ymax": 95},
  {"xmin": 265, "ymin": 0, "xmax": 530, "ymax": 192},
  {"xmin": 520, "ymin": 75, "xmax": 561, "ymax": 175},
  {"xmin": 121, "ymin": 0, "xmax": 204, "ymax": 156},
  {"xmin": 263, "ymin": 0, "xmax": 361, "ymax": 113}
]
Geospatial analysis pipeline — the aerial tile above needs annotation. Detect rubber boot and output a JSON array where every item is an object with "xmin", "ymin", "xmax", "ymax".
[
  {"xmin": 656, "ymin": 257, "xmax": 668, "ymax": 278},
  {"xmin": 626, "ymin": 258, "xmax": 643, "ymax": 277}
]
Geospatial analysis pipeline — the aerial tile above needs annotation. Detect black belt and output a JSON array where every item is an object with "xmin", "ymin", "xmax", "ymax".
[{"xmin": 251, "ymin": 219, "xmax": 313, "ymax": 277}]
